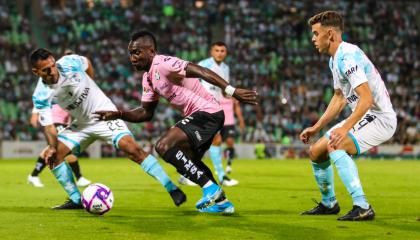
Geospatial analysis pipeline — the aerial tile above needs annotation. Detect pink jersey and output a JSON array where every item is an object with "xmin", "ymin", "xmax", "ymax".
[
  {"xmin": 51, "ymin": 104, "xmax": 71, "ymax": 125},
  {"xmin": 141, "ymin": 55, "xmax": 221, "ymax": 116},
  {"xmin": 220, "ymin": 96, "xmax": 235, "ymax": 126}
]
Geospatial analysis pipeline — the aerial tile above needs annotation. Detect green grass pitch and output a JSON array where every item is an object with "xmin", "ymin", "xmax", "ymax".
[{"xmin": 0, "ymin": 158, "xmax": 419, "ymax": 240}]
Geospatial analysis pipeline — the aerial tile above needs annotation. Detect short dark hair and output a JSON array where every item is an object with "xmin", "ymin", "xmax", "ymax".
[
  {"xmin": 210, "ymin": 41, "xmax": 227, "ymax": 49},
  {"xmin": 308, "ymin": 11, "xmax": 344, "ymax": 32},
  {"xmin": 30, "ymin": 48, "xmax": 53, "ymax": 67},
  {"xmin": 130, "ymin": 30, "xmax": 157, "ymax": 50}
]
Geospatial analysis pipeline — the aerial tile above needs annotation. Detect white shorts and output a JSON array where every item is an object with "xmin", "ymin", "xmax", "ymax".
[
  {"xmin": 326, "ymin": 112, "xmax": 397, "ymax": 155},
  {"xmin": 57, "ymin": 119, "xmax": 133, "ymax": 155}
]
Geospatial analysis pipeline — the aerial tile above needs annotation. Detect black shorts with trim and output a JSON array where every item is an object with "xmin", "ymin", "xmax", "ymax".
[
  {"xmin": 220, "ymin": 125, "xmax": 236, "ymax": 141},
  {"xmin": 175, "ymin": 110, "xmax": 225, "ymax": 154}
]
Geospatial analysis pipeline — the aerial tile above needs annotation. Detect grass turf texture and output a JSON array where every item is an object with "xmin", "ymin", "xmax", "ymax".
[{"xmin": 0, "ymin": 158, "xmax": 419, "ymax": 240}]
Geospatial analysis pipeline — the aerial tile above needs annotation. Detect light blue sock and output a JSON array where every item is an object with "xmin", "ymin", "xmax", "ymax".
[
  {"xmin": 141, "ymin": 155, "xmax": 177, "ymax": 192},
  {"xmin": 209, "ymin": 145, "xmax": 225, "ymax": 182},
  {"xmin": 52, "ymin": 162, "xmax": 81, "ymax": 204},
  {"xmin": 330, "ymin": 150, "xmax": 369, "ymax": 209},
  {"xmin": 311, "ymin": 160, "xmax": 337, "ymax": 208}
]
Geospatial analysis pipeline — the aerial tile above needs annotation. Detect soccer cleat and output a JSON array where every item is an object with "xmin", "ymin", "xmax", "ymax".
[
  {"xmin": 226, "ymin": 165, "xmax": 232, "ymax": 174},
  {"xmin": 199, "ymin": 199, "xmax": 235, "ymax": 214},
  {"xmin": 195, "ymin": 184, "xmax": 225, "ymax": 209},
  {"xmin": 51, "ymin": 199, "xmax": 83, "ymax": 210},
  {"xmin": 178, "ymin": 176, "xmax": 197, "ymax": 186},
  {"xmin": 27, "ymin": 175, "xmax": 44, "ymax": 187},
  {"xmin": 337, "ymin": 205, "xmax": 375, "ymax": 221},
  {"xmin": 76, "ymin": 177, "xmax": 91, "ymax": 187},
  {"xmin": 169, "ymin": 188, "xmax": 187, "ymax": 206},
  {"xmin": 221, "ymin": 176, "xmax": 239, "ymax": 187},
  {"xmin": 301, "ymin": 201, "xmax": 340, "ymax": 215}
]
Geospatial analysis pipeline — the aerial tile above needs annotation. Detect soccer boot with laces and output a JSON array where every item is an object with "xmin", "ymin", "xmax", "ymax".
[{"xmin": 301, "ymin": 201, "xmax": 340, "ymax": 215}]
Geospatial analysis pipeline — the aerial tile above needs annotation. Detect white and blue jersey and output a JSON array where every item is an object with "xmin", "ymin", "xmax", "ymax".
[
  {"xmin": 198, "ymin": 57, "xmax": 230, "ymax": 101},
  {"xmin": 32, "ymin": 54, "xmax": 117, "ymax": 126},
  {"xmin": 327, "ymin": 42, "xmax": 397, "ymax": 154},
  {"xmin": 330, "ymin": 42, "xmax": 395, "ymax": 117},
  {"xmin": 32, "ymin": 54, "xmax": 132, "ymax": 153}
]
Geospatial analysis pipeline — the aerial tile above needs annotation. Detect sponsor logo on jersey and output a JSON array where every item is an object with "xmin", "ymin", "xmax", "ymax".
[
  {"xmin": 167, "ymin": 93, "xmax": 176, "ymax": 102},
  {"xmin": 346, "ymin": 94, "xmax": 359, "ymax": 103},
  {"xmin": 345, "ymin": 65, "xmax": 358, "ymax": 77},
  {"xmin": 66, "ymin": 87, "xmax": 90, "ymax": 110},
  {"xmin": 154, "ymin": 72, "xmax": 160, "ymax": 80}
]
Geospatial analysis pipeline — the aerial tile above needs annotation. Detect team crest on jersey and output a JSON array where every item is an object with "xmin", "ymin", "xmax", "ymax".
[{"xmin": 154, "ymin": 72, "xmax": 160, "ymax": 81}]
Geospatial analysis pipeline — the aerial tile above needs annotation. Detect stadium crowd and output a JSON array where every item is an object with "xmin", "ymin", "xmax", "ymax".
[{"xmin": 0, "ymin": 0, "xmax": 418, "ymax": 146}]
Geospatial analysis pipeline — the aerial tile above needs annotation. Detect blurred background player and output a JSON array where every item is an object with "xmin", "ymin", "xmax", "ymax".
[
  {"xmin": 300, "ymin": 11, "xmax": 397, "ymax": 221},
  {"xmin": 28, "ymin": 104, "xmax": 91, "ymax": 187},
  {"xmin": 183, "ymin": 41, "xmax": 240, "ymax": 187},
  {"xmin": 95, "ymin": 31, "xmax": 258, "ymax": 213},
  {"xmin": 220, "ymin": 94, "xmax": 245, "ymax": 174},
  {"xmin": 30, "ymin": 48, "xmax": 185, "ymax": 209}
]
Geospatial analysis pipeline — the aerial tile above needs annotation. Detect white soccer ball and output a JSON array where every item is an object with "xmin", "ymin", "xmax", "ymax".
[{"xmin": 82, "ymin": 183, "xmax": 114, "ymax": 215}]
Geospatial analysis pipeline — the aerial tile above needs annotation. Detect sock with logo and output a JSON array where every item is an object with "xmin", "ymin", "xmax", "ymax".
[
  {"xmin": 162, "ymin": 147, "xmax": 211, "ymax": 187},
  {"xmin": 140, "ymin": 154, "xmax": 178, "ymax": 192},
  {"xmin": 330, "ymin": 150, "xmax": 369, "ymax": 209},
  {"xmin": 31, "ymin": 156, "xmax": 47, "ymax": 176},
  {"xmin": 311, "ymin": 160, "xmax": 337, "ymax": 208},
  {"xmin": 51, "ymin": 162, "xmax": 81, "ymax": 204}
]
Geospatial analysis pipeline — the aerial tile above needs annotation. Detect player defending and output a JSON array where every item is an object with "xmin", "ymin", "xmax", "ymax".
[
  {"xmin": 196, "ymin": 42, "xmax": 244, "ymax": 185},
  {"xmin": 30, "ymin": 48, "xmax": 186, "ymax": 209},
  {"xmin": 300, "ymin": 11, "xmax": 397, "ymax": 221},
  {"xmin": 95, "ymin": 31, "xmax": 257, "ymax": 213},
  {"xmin": 28, "ymin": 104, "xmax": 91, "ymax": 187}
]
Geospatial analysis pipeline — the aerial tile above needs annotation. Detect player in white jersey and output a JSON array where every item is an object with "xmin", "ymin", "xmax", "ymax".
[
  {"xmin": 300, "ymin": 11, "xmax": 396, "ymax": 221},
  {"xmin": 30, "ymin": 48, "xmax": 186, "ymax": 209},
  {"xmin": 194, "ymin": 42, "xmax": 238, "ymax": 187}
]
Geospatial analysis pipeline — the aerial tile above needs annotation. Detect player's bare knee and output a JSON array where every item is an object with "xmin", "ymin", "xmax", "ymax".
[
  {"xmin": 155, "ymin": 139, "xmax": 170, "ymax": 157},
  {"xmin": 127, "ymin": 144, "xmax": 148, "ymax": 162},
  {"xmin": 308, "ymin": 145, "xmax": 319, "ymax": 161}
]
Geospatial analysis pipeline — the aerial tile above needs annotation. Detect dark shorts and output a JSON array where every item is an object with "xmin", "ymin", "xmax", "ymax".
[
  {"xmin": 220, "ymin": 125, "xmax": 236, "ymax": 141},
  {"xmin": 175, "ymin": 110, "xmax": 225, "ymax": 154}
]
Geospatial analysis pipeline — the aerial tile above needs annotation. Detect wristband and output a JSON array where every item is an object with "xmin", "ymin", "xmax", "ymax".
[{"xmin": 224, "ymin": 85, "xmax": 236, "ymax": 97}]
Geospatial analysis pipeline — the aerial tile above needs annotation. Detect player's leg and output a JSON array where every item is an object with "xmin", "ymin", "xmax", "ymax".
[
  {"xmin": 225, "ymin": 135, "xmax": 235, "ymax": 173},
  {"xmin": 155, "ymin": 111, "xmax": 230, "ymax": 211},
  {"xmin": 219, "ymin": 126, "xmax": 239, "ymax": 186},
  {"xmin": 117, "ymin": 134, "xmax": 186, "ymax": 203},
  {"xmin": 209, "ymin": 133, "xmax": 228, "ymax": 183},
  {"xmin": 27, "ymin": 147, "xmax": 48, "ymax": 187},
  {"xmin": 50, "ymin": 141, "xmax": 83, "ymax": 209},
  {"xmin": 65, "ymin": 154, "xmax": 91, "ymax": 187},
  {"xmin": 301, "ymin": 136, "xmax": 339, "ymax": 215}
]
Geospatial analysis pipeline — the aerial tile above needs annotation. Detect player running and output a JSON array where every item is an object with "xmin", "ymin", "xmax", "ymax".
[
  {"xmin": 94, "ymin": 31, "xmax": 257, "ymax": 213},
  {"xmin": 300, "ymin": 11, "xmax": 397, "ymax": 221},
  {"xmin": 30, "ymin": 48, "xmax": 186, "ymax": 209},
  {"xmin": 28, "ymin": 104, "xmax": 91, "ymax": 188}
]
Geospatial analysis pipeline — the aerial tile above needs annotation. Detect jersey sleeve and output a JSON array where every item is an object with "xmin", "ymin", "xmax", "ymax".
[
  {"xmin": 141, "ymin": 74, "xmax": 159, "ymax": 102},
  {"xmin": 57, "ymin": 54, "xmax": 89, "ymax": 73},
  {"xmin": 338, "ymin": 53, "xmax": 368, "ymax": 89},
  {"xmin": 159, "ymin": 56, "xmax": 189, "ymax": 81},
  {"xmin": 32, "ymin": 79, "xmax": 54, "ymax": 126}
]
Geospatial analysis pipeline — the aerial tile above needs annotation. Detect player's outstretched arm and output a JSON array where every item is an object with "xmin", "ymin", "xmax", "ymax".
[
  {"xmin": 94, "ymin": 101, "xmax": 158, "ymax": 123},
  {"xmin": 185, "ymin": 63, "xmax": 258, "ymax": 105}
]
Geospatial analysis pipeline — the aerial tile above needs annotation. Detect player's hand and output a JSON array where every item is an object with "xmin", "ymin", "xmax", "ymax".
[
  {"xmin": 44, "ymin": 146, "xmax": 57, "ymax": 169},
  {"xmin": 93, "ymin": 111, "xmax": 121, "ymax": 121},
  {"xmin": 239, "ymin": 119, "xmax": 246, "ymax": 132},
  {"xmin": 299, "ymin": 126, "xmax": 319, "ymax": 144},
  {"xmin": 233, "ymin": 88, "xmax": 258, "ymax": 105},
  {"xmin": 30, "ymin": 113, "xmax": 39, "ymax": 128},
  {"xmin": 329, "ymin": 127, "xmax": 348, "ymax": 148}
]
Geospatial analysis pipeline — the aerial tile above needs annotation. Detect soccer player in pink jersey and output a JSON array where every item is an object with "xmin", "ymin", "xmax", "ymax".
[
  {"xmin": 219, "ymin": 95, "xmax": 245, "ymax": 174},
  {"xmin": 95, "ymin": 31, "xmax": 257, "ymax": 213},
  {"xmin": 28, "ymin": 104, "xmax": 91, "ymax": 187}
]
